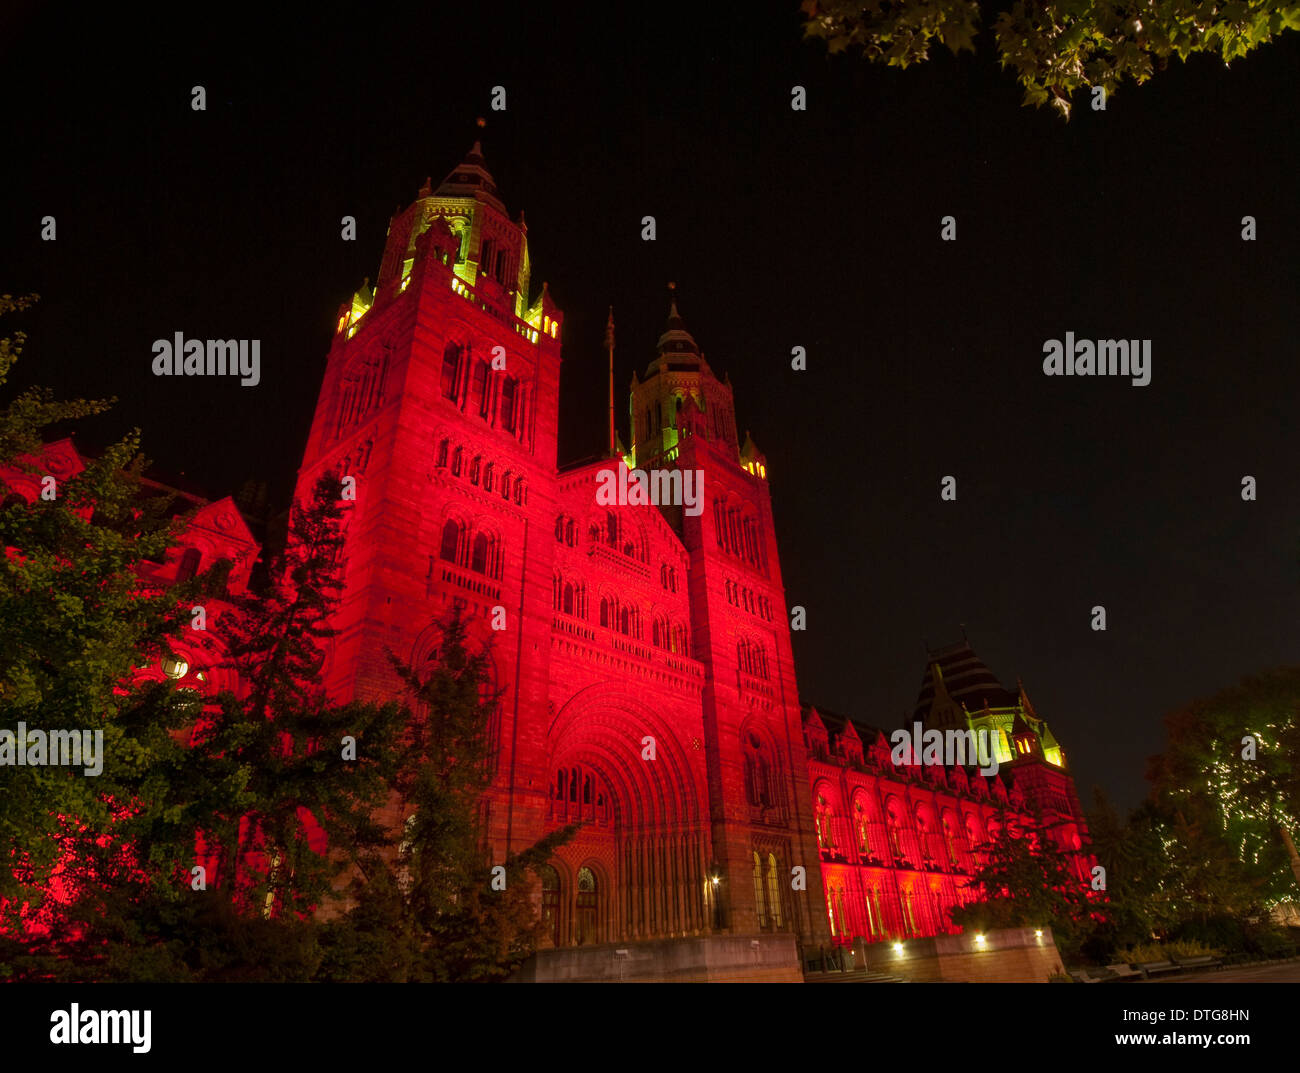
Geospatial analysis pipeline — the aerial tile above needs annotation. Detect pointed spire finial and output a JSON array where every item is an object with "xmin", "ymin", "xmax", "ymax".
[{"xmin": 606, "ymin": 305, "xmax": 616, "ymax": 457}]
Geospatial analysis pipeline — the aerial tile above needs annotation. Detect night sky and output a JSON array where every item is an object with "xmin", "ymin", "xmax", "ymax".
[{"xmin": 4, "ymin": 3, "xmax": 1298, "ymax": 813}]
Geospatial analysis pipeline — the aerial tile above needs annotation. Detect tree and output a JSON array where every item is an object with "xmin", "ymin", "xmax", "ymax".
[
  {"xmin": 0, "ymin": 294, "xmax": 200, "ymax": 922},
  {"xmin": 2, "ymin": 472, "xmax": 408, "ymax": 981},
  {"xmin": 1147, "ymin": 667, "xmax": 1300, "ymax": 908},
  {"xmin": 949, "ymin": 813, "xmax": 1094, "ymax": 947},
  {"xmin": 800, "ymin": 1, "xmax": 1300, "ymax": 119},
  {"xmin": 319, "ymin": 608, "xmax": 577, "ymax": 982}
]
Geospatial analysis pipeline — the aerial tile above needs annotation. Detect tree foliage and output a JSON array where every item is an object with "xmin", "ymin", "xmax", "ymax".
[
  {"xmin": 319, "ymin": 609, "xmax": 577, "ymax": 982},
  {"xmin": 949, "ymin": 813, "xmax": 1094, "ymax": 947},
  {"xmin": 800, "ymin": 1, "xmax": 1300, "ymax": 118},
  {"xmin": 1147, "ymin": 666, "xmax": 1300, "ymax": 907},
  {"xmin": 0, "ymin": 295, "xmax": 199, "ymax": 917}
]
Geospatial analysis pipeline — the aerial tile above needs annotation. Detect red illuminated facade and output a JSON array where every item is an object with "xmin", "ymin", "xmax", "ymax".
[
  {"xmin": 4, "ymin": 142, "xmax": 1092, "ymax": 959},
  {"xmin": 292, "ymin": 142, "xmax": 1094, "ymax": 954}
]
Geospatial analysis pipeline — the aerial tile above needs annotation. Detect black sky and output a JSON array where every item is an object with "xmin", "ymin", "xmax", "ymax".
[{"xmin": 3, "ymin": 2, "xmax": 1298, "ymax": 813}]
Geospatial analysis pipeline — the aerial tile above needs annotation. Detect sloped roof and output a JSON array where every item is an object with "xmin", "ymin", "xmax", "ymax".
[{"xmin": 914, "ymin": 640, "xmax": 1020, "ymax": 720}]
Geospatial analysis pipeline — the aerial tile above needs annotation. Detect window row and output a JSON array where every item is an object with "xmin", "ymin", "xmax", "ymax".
[
  {"xmin": 713, "ymin": 500, "xmax": 766, "ymax": 572},
  {"xmin": 813, "ymin": 791, "xmax": 992, "ymax": 873},
  {"xmin": 538, "ymin": 863, "xmax": 600, "ymax": 948},
  {"xmin": 334, "ymin": 349, "xmax": 391, "ymax": 438},
  {"xmin": 555, "ymin": 514, "xmax": 578, "ymax": 547},
  {"xmin": 551, "ymin": 766, "xmax": 610, "ymax": 825},
  {"xmin": 552, "ymin": 576, "xmax": 589, "ymax": 618},
  {"xmin": 724, "ymin": 579, "xmax": 771, "ymax": 620},
  {"xmin": 737, "ymin": 637, "xmax": 770, "ymax": 680},
  {"xmin": 439, "ymin": 519, "xmax": 503, "ymax": 580},
  {"xmin": 651, "ymin": 617, "xmax": 689, "ymax": 655},
  {"xmin": 599, "ymin": 597, "xmax": 641, "ymax": 639},
  {"xmin": 825, "ymin": 884, "xmax": 933, "ymax": 942},
  {"xmin": 435, "ymin": 439, "xmax": 528, "ymax": 506},
  {"xmin": 477, "ymin": 236, "xmax": 516, "ymax": 288},
  {"xmin": 659, "ymin": 563, "xmax": 679, "ymax": 592},
  {"xmin": 588, "ymin": 510, "xmax": 649, "ymax": 564},
  {"xmin": 440, "ymin": 341, "xmax": 528, "ymax": 439}
]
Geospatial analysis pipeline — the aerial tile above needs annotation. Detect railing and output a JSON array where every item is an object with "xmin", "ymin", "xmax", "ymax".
[
  {"xmin": 587, "ymin": 542, "xmax": 652, "ymax": 580},
  {"xmin": 440, "ymin": 565, "xmax": 501, "ymax": 602},
  {"xmin": 449, "ymin": 276, "xmax": 540, "ymax": 344},
  {"xmin": 738, "ymin": 669, "xmax": 774, "ymax": 699},
  {"xmin": 551, "ymin": 615, "xmax": 597, "ymax": 643}
]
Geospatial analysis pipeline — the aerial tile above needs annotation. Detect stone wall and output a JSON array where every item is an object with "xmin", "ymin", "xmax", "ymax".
[
  {"xmin": 860, "ymin": 926, "xmax": 1066, "ymax": 982},
  {"xmin": 509, "ymin": 933, "xmax": 802, "ymax": 983}
]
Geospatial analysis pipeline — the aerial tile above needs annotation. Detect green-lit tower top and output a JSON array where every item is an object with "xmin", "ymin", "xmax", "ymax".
[{"xmin": 628, "ymin": 285, "xmax": 764, "ymax": 477}]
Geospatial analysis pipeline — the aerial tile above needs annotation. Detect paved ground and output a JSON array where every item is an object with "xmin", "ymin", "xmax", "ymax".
[{"xmin": 1137, "ymin": 962, "xmax": 1300, "ymax": 983}]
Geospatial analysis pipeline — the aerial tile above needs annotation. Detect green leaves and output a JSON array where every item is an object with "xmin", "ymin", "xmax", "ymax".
[{"xmin": 801, "ymin": 0, "xmax": 1300, "ymax": 118}]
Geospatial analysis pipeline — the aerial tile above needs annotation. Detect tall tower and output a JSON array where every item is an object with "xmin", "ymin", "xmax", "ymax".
[
  {"xmin": 629, "ymin": 292, "xmax": 829, "ymax": 945},
  {"xmin": 293, "ymin": 142, "xmax": 827, "ymax": 962},
  {"xmin": 293, "ymin": 140, "xmax": 564, "ymax": 847}
]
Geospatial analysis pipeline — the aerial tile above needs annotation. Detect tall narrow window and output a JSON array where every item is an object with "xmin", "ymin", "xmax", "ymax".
[
  {"xmin": 441, "ymin": 342, "xmax": 462, "ymax": 401},
  {"xmin": 902, "ymin": 892, "xmax": 918, "ymax": 936},
  {"xmin": 766, "ymin": 853, "xmax": 783, "ymax": 928},
  {"xmin": 472, "ymin": 360, "xmax": 489, "ymax": 416},
  {"xmin": 439, "ymin": 520, "xmax": 460, "ymax": 564},
  {"xmin": 888, "ymin": 810, "xmax": 904, "ymax": 859},
  {"xmin": 540, "ymin": 865, "xmax": 560, "ymax": 947},
  {"xmin": 471, "ymin": 532, "xmax": 490, "ymax": 575},
  {"xmin": 575, "ymin": 867, "xmax": 598, "ymax": 945},
  {"xmin": 499, "ymin": 378, "xmax": 517, "ymax": 433},
  {"xmin": 754, "ymin": 853, "xmax": 767, "ymax": 928}
]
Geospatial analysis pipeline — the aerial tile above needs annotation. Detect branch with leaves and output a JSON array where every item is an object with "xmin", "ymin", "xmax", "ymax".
[{"xmin": 800, "ymin": 1, "xmax": 1300, "ymax": 118}]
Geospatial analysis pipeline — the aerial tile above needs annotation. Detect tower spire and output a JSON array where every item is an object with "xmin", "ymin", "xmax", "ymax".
[{"xmin": 605, "ymin": 306, "xmax": 616, "ymax": 456}]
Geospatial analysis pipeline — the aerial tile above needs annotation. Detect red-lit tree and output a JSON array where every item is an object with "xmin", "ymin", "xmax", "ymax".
[
  {"xmin": 317, "ymin": 607, "xmax": 577, "ymax": 982},
  {"xmin": 949, "ymin": 811, "xmax": 1094, "ymax": 948},
  {"xmin": 0, "ymin": 293, "xmax": 199, "ymax": 931}
]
